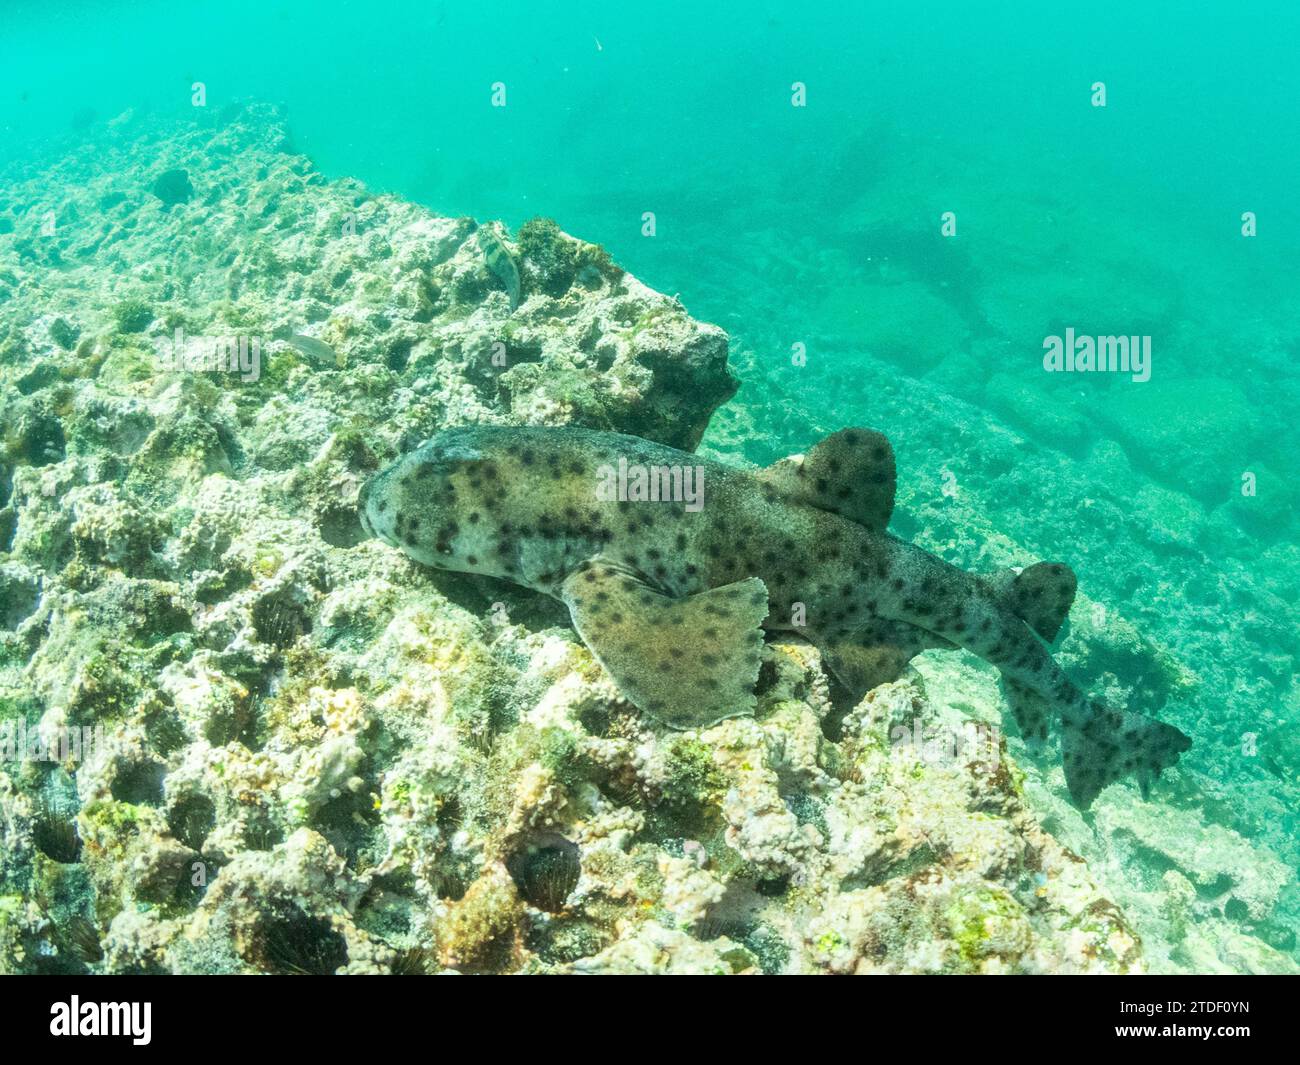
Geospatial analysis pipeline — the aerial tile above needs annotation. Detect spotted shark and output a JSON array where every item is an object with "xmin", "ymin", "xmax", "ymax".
[{"xmin": 359, "ymin": 425, "xmax": 1191, "ymax": 808}]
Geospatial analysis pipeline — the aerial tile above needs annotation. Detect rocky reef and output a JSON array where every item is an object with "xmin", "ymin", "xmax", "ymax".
[{"xmin": 0, "ymin": 105, "xmax": 1289, "ymax": 974}]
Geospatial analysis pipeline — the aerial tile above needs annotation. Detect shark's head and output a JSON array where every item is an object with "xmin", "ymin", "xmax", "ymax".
[
  {"xmin": 361, "ymin": 425, "xmax": 631, "ymax": 592},
  {"xmin": 359, "ymin": 430, "xmax": 496, "ymax": 570}
]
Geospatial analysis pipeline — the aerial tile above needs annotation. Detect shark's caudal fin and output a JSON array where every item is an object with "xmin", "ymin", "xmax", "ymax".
[
  {"xmin": 1061, "ymin": 702, "xmax": 1192, "ymax": 808},
  {"xmin": 988, "ymin": 561, "xmax": 1192, "ymax": 806}
]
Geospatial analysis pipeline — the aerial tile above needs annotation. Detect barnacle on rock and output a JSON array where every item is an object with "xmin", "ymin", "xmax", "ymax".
[{"xmin": 437, "ymin": 866, "xmax": 524, "ymax": 971}]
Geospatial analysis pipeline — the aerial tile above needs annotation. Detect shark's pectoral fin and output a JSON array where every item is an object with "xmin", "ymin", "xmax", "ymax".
[
  {"xmin": 560, "ymin": 562, "xmax": 769, "ymax": 729},
  {"xmin": 820, "ymin": 619, "xmax": 954, "ymax": 699},
  {"xmin": 760, "ymin": 427, "xmax": 896, "ymax": 531}
]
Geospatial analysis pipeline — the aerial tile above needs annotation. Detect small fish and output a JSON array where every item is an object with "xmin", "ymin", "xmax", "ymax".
[
  {"xmin": 360, "ymin": 425, "xmax": 1191, "ymax": 809},
  {"xmin": 287, "ymin": 333, "xmax": 344, "ymax": 369},
  {"xmin": 478, "ymin": 228, "xmax": 521, "ymax": 310}
]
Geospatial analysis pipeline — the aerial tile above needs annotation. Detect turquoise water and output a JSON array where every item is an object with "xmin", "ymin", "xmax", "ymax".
[{"xmin": 2, "ymin": 1, "xmax": 1297, "ymax": 971}]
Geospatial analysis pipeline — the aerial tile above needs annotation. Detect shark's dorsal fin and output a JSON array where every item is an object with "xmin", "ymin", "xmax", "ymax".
[
  {"xmin": 984, "ymin": 561, "xmax": 1077, "ymax": 644},
  {"xmin": 760, "ymin": 427, "xmax": 896, "ymax": 531},
  {"xmin": 560, "ymin": 561, "xmax": 769, "ymax": 728}
]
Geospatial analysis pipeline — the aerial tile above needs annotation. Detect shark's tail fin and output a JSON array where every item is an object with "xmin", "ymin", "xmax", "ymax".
[
  {"xmin": 1060, "ymin": 701, "xmax": 1192, "ymax": 808},
  {"xmin": 988, "ymin": 561, "xmax": 1192, "ymax": 807}
]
